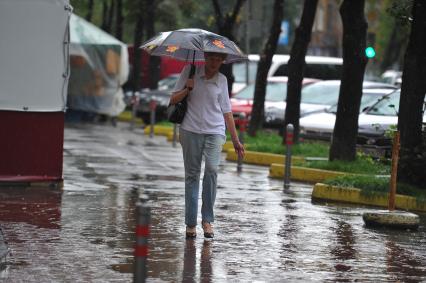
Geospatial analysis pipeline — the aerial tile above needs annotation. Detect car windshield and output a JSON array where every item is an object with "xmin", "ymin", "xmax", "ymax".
[
  {"xmin": 367, "ymin": 90, "xmax": 400, "ymax": 116},
  {"xmin": 233, "ymin": 61, "xmax": 258, "ymax": 83},
  {"xmin": 233, "ymin": 82, "xmax": 287, "ymax": 102},
  {"xmin": 158, "ymin": 76, "xmax": 178, "ymax": 90},
  {"xmin": 327, "ymin": 91, "xmax": 388, "ymax": 113},
  {"xmin": 301, "ymin": 83, "xmax": 340, "ymax": 105}
]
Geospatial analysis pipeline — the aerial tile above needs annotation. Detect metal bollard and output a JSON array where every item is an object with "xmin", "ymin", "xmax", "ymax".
[
  {"xmin": 284, "ymin": 124, "xmax": 294, "ymax": 189},
  {"xmin": 149, "ymin": 100, "xmax": 157, "ymax": 138},
  {"xmin": 172, "ymin": 123, "xmax": 178, "ymax": 148},
  {"xmin": 134, "ymin": 194, "xmax": 150, "ymax": 283},
  {"xmin": 237, "ymin": 113, "xmax": 246, "ymax": 172},
  {"xmin": 130, "ymin": 92, "xmax": 140, "ymax": 131}
]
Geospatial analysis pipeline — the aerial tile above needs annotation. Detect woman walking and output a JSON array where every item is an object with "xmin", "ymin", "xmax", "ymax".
[{"xmin": 170, "ymin": 52, "xmax": 245, "ymax": 238}]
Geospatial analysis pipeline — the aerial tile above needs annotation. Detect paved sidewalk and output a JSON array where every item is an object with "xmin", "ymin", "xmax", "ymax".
[{"xmin": 0, "ymin": 122, "xmax": 425, "ymax": 282}]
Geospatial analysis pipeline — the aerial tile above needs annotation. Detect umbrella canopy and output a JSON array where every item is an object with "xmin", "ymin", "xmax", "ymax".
[{"xmin": 140, "ymin": 28, "xmax": 247, "ymax": 64}]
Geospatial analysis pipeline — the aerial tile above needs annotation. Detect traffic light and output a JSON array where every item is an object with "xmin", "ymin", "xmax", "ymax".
[
  {"xmin": 365, "ymin": 32, "xmax": 376, "ymax": 59},
  {"xmin": 365, "ymin": 46, "xmax": 376, "ymax": 59}
]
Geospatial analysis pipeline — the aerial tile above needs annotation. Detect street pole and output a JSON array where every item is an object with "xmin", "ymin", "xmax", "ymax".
[
  {"xmin": 388, "ymin": 131, "xmax": 400, "ymax": 211},
  {"xmin": 284, "ymin": 124, "xmax": 293, "ymax": 189}
]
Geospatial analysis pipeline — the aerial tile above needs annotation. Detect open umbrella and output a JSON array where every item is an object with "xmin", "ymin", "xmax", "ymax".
[{"xmin": 140, "ymin": 28, "xmax": 247, "ymax": 64}]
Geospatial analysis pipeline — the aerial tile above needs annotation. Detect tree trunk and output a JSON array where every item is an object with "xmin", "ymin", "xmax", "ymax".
[
  {"xmin": 146, "ymin": 0, "xmax": 160, "ymax": 90},
  {"xmin": 397, "ymin": 0, "xmax": 426, "ymax": 188},
  {"xmin": 86, "ymin": 0, "xmax": 94, "ymax": 22},
  {"xmin": 282, "ymin": 0, "xmax": 318, "ymax": 144},
  {"xmin": 115, "ymin": 0, "xmax": 123, "ymax": 41},
  {"xmin": 107, "ymin": 0, "xmax": 115, "ymax": 33},
  {"xmin": 101, "ymin": 1, "xmax": 108, "ymax": 31},
  {"xmin": 132, "ymin": 0, "xmax": 145, "ymax": 92},
  {"xmin": 329, "ymin": 0, "xmax": 368, "ymax": 161},
  {"xmin": 248, "ymin": 0, "xmax": 284, "ymax": 136},
  {"xmin": 380, "ymin": 23, "xmax": 399, "ymax": 71},
  {"xmin": 212, "ymin": 0, "xmax": 247, "ymax": 97}
]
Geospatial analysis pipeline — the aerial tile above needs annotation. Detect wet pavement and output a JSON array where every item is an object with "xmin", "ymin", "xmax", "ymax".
[{"xmin": 0, "ymin": 122, "xmax": 426, "ymax": 282}]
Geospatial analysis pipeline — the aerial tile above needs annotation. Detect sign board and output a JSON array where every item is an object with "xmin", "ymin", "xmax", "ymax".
[{"xmin": 279, "ymin": 21, "xmax": 290, "ymax": 46}]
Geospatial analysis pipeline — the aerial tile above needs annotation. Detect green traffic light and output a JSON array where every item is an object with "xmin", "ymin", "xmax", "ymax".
[{"xmin": 365, "ymin": 46, "xmax": 376, "ymax": 58}]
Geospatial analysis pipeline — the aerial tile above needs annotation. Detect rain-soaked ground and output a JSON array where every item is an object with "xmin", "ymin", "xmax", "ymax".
[{"xmin": 0, "ymin": 122, "xmax": 425, "ymax": 282}]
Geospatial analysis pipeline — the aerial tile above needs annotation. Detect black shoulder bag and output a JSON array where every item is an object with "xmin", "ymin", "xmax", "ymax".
[{"xmin": 167, "ymin": 64, "xmax": 195, "ymax": 124}]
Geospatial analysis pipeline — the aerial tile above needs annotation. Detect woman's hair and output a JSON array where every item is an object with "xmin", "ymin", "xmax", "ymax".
[{"xmin": 204, "ymin": 52, "xmax": 227, "ymax": 60}]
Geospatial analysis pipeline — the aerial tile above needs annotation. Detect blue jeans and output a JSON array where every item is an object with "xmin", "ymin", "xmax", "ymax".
[{"xmin": 179, "ymin": 128, "xmax": 225, "ymax": 227}]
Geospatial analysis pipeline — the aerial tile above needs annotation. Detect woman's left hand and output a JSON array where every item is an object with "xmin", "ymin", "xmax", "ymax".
[{"xmin": 233, "ymin": 141, "xmax": 245, "ymax": 159}]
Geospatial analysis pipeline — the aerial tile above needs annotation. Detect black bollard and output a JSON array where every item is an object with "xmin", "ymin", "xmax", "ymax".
[
  {"xmin": 284, "ymin": 124, "xmax": 293, "ymax": 189},
  {"xmin": 237, "ymin": 113, "xmax": 246, "ymax": 172},
  {"xmin": 149, "ymin": 100, "xmax": 157, "ymax": 138},
  {"xmin": 134, "ymin": 194, "xmax": 150, "ymax": 283},
  {"xmin": 130, "ymin": 92, "xmax": 140, "ymax": 131},
  {"xmin": 172, "ymin": 123, "xmax": 178, "ymax": 148}
]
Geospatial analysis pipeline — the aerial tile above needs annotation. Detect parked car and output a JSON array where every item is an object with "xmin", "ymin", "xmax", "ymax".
[
  {"xmin": 381, "ymin": 70, "xmax": 402, "ymax": 86},
  {"xmin": 232, "ymin": 54, "xmax": 343, "ymax": 94},
  {"xmin": 134, "ymin": 74, "xmax": 179, "ymax": 124},
  {"xmin": 357, "ymin": 90, "xmax": 426, "ymax": 145},
  {"xmin": 301, "ymin": 89, "xmax": 426, "ymax": 153},
  {"xmin": 299, "ymin": 88, "xmax": 398, "ymax": 141},
  {"xmin": 231, "ymin": 76, "xmax": 320, "ymax": 127},
  {"xmin": 264, "ymin": 80, "xmax": 397, "ymax": 127}
]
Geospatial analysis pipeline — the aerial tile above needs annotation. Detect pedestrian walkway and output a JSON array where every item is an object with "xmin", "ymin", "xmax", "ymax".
[{"xmin": 0, "ymin": 122, "xmax": 425, "ymax": 282}]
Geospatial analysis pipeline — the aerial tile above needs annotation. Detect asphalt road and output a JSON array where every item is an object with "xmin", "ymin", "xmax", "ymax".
[{"xmin": 0, "ymin": 122, "xmax": 425, "ymax": 282}]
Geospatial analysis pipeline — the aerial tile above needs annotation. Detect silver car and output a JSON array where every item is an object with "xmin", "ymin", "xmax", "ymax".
[
  {"xmin": 264, "ymin": 80, "xmax": 396, "ymax": 127},
  {"xmin": 300, "ymin": 89, "xmax": 426, "ymax": 147}
]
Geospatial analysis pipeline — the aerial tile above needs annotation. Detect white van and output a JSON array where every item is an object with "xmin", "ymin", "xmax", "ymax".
[{"xmin": 232, "ymin": 54, "xmax": 343, "ymax": 94}]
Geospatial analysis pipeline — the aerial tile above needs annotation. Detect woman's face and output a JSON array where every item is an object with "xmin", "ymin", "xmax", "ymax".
[{"xmin": 204, "ymin": 54, "xmax": 225, "ymax": 74}]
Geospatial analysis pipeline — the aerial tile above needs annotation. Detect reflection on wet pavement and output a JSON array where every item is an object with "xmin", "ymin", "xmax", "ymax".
[{"xmin": 0, "ymin": 123, "xmax": 425, "ymax": 282}]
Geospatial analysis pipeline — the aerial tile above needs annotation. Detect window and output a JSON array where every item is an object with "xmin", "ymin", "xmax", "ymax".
[{"xmin": 273, "ymin": 63, "xmax": 342, "ymax": 80}]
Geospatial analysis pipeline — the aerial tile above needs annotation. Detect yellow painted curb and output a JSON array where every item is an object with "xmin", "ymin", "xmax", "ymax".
[
  {"xmin": 312, "ymin": 183, "xmax": 426, "ymax": 212},
  {"xmin": 269, "ymin": 163, "xmax": 349, "ymax": 183},
  {"xmin": 143, "ymin": 125, "xmax": 173, "ymax": 136},
  {"xmin": 222, "ymin": 141, "xmax": 234, "ymax": 152},
  {"xmin": 117, "ymin": 111, "xmax": 144, "ymax": 125},
  {"xmin": 226, "ymin": 149, "xmax": 304, "ymax": 166},
  {"xmin": 166, "ymin": 131, "xmax": 180, "ymax": 142}
]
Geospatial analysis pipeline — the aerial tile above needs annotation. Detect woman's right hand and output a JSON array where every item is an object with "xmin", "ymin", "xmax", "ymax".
[{"xmin": 186, "ymin": 78, "xmax": 194, "ymax": 91}]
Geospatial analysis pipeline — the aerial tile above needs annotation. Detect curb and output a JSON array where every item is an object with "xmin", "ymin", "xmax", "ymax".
[
  {"xmin": 222, "ymin": 141, "xmax": 235, "ymax": 152},
  {"xmin": 143, "ymin": 125, "xmax": 173, "ymax": 136},
  {"xmin": 166, "ymin": 131, "xmax": 180, "ymax": 142},
  {"xmin": 117, "ymin": 111, "xmax": 144, "ymax": 125},
  {"xmin": 226, "ymin": 149, "xmax": 304, "ymax": 166},
  {"xmin": 312, "ymin": 183, "xmax": 426, "ymax": 212},
  {"xmin": 269, "ymin": 163, "xmax": 349, "ymax": 183}
]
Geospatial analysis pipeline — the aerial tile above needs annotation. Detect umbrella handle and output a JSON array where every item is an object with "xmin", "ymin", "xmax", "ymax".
[{"xmin": 187, "ymin": 63, "xmax": 196, "ymax": 91}]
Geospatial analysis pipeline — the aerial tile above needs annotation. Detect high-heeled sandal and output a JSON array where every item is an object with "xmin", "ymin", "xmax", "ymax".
[
  {"xmin": 202, "ymin": 221, "xmax": 214, "ymax": 238},
  {"xmin": 186, "ymin": 226, "xmax": 196, "ymax": 238}
]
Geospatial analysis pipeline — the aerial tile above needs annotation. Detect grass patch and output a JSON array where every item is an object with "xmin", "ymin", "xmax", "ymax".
[
  {"xmin": 324, "ymin": 175, "xmax": 426, "ymax": 201},
  {"xmin": 156, "ymin": 121, "xmax": 173, "ymax": 127},
  {"xmin": 228, "ymin": 130, "xmax": 390, "ymax": 174},
  {"xmin": 303, "ymin": 153, "xmax": 390, "ymax": 175},
  {"xmin": 229, "ymin": 130, "xmax": 329, "ymax": 157}
]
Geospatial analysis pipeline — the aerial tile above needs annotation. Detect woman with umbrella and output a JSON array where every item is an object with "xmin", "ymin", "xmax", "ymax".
[{"xmin": 142, "ymin": 29, "xmax": 246, "ymax": 238}]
